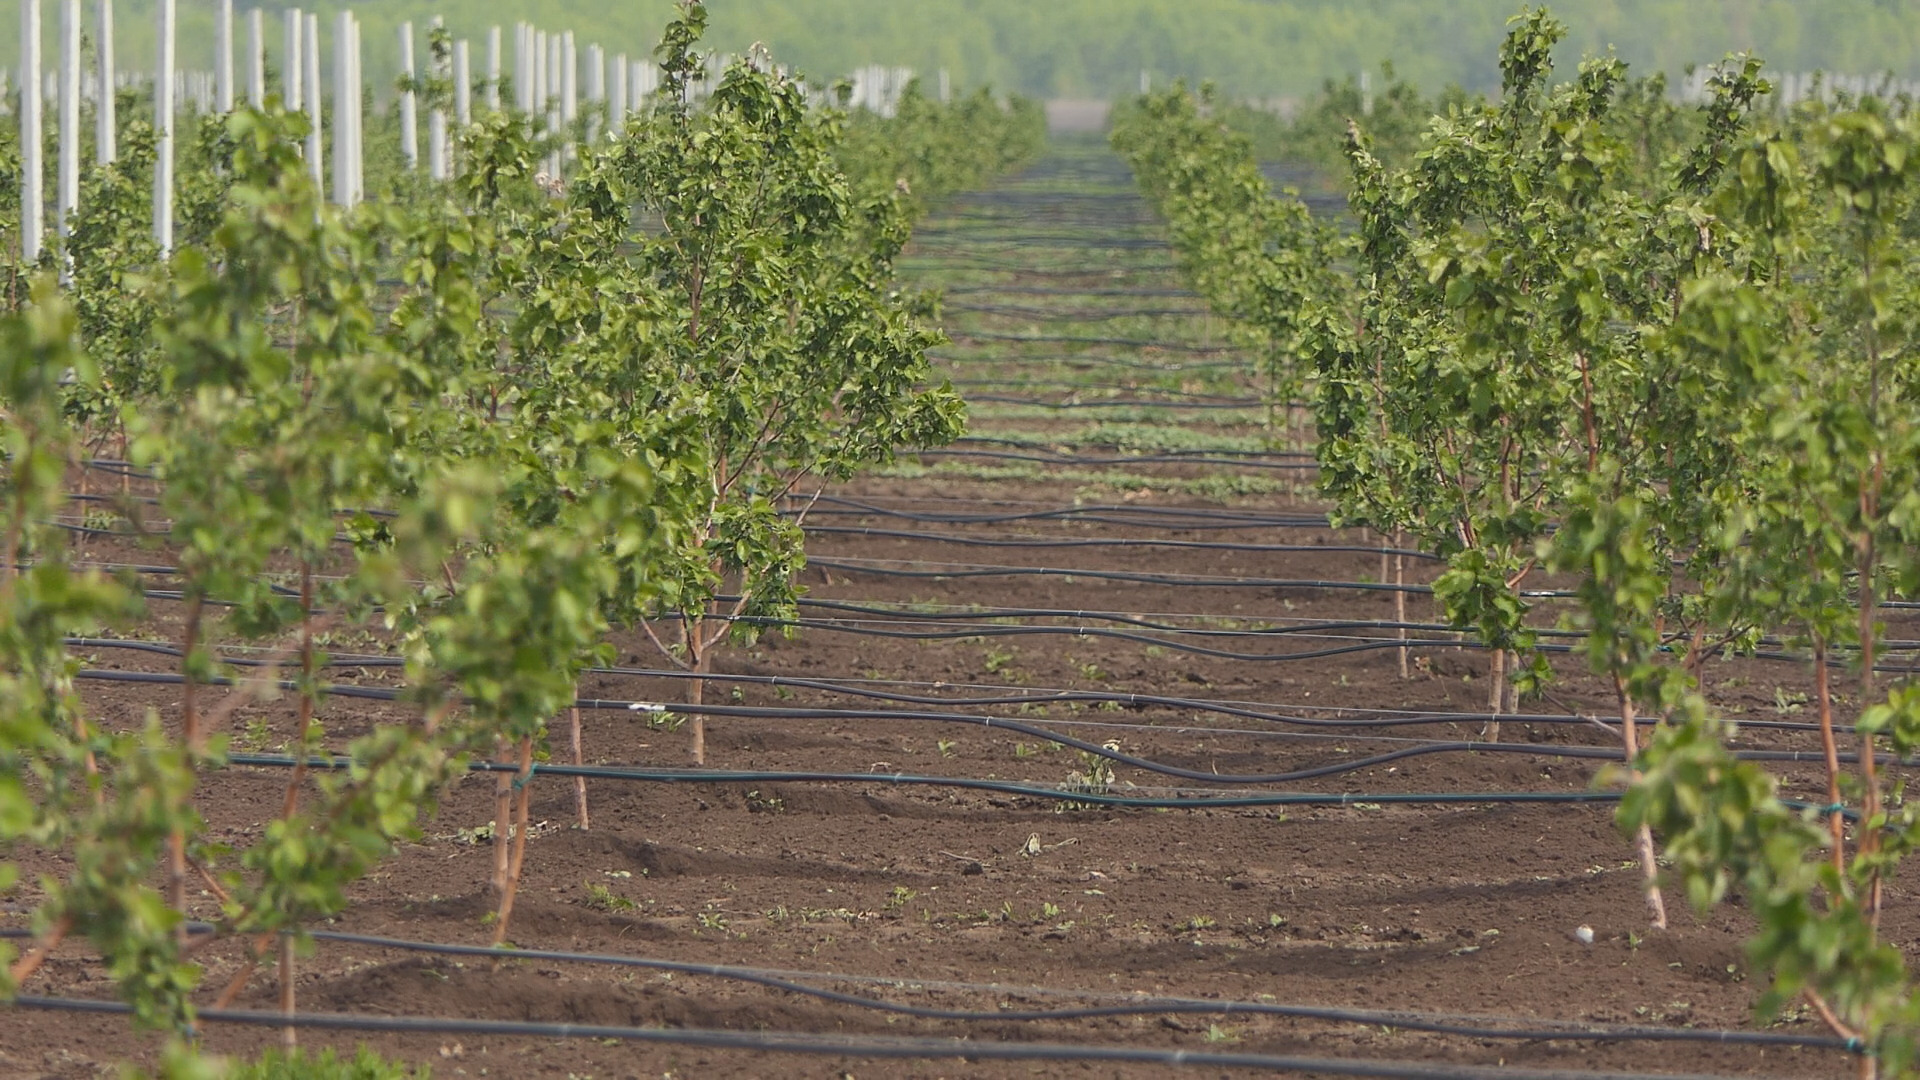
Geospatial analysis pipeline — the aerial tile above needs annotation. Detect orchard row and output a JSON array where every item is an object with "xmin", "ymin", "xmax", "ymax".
[
  {"xmin": 0, "ymin": 0, "xmax": 1043, "ymax": 1055},
  {"xmin": 1116, "ymin": 9, "xmax": 1920, "ymax": 1071}
]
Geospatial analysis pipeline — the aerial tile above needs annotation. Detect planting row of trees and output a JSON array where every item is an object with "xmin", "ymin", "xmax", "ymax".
[
  {"xmin": 0, "ymin": 0, "xmax": 1042, "ymax": 1058},
  {"xmin": 1115, "ymin": 8, "xmax": 1920, "ymax": 1072}
]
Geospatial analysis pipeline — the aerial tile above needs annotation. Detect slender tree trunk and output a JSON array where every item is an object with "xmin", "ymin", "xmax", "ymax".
[
  {"xmin": 490, "ymin": 738, "xmax": 513, "ymax": 896},
  {"xmin": 492, "ymin": 736, "xmax": 535, "ymax": 946},
  {"xmin": 1485, "ymin": 648, "xmax": 1505, "ymax": 743},
  {"xmin": 6, "ymin": 914, "xmax": 72, "ymax": 985},
  {"xmin": 1812, "ymin": 636, "xmax": 1847, "ymax": 878},
  {"xmin": 1858, "ymin": 520, "xmax": 1883, "ymax": 926},
  {"xmin": 1503, "ymin": 651, "xmax": 1520, "ymax": 715},
  {"xmin": 686, "ymin": 616, "xmax": 710, "ymax": 765},
  {"xmin": 1614, "ymin": 677, "xmax": 1667, "ymax": 929},
  {"xmin": 277, "ymin": 932, "xmax": 297, "ymax": 1049},
  {"xmin": 569, "ymin": 705, "xmax": 589, "ymax": 830},
  {"xmin": 212, "ymin": 932, "xmax": 274, "ymax": 1009},
  {"xmin": 1393, "ymin": 532, "xmax": 1409, "ymax": 679},
  {"xmin": 169, "ymin": 594, "xmax": 206, "ymax": 938}
]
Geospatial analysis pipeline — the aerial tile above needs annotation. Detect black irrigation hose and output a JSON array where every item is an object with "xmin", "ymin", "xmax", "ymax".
[
  {"xmin": 914, "ymin": 233, "xmax": 1171, "ymax": 249},
  {"xmin": 225, "ymin": 748, "xmax": 1637, "ymax": 810},
  {"xmin": 907, "ymin": 448, "xmax": 1312, "ymax": 470},
  {"xmin": 806, "ymin": 556, "xmax": 1439, "ymax": 592},
  {"xmin": 959, "ymin": 385, "xmax": 1260, "ymax": 405},
  {"xmin": 966, "ymin": 395, "xmax": 1261, "ymax": 410},
  {"xmin": 955, "ymin": 434, "xmax": 1314, "ymax": 458},
  {"xmin": 730, "ymin": 614, "xmax": 1485, "ymax": 663},
  {"xmin": 942, "ymin": 285, "xmax": 1200, "ymax": 298},
  {"xmin": 945, "ymin": 302, "xmax": 1208, "ymax": 319},
  {"xmin": 74, "ymin": 663, "xmax": 1876, "ymax": 790},
  {"xmin": 286, "ymin": 931, "xmax": 1853, "ymax": 1054},
  {"xmin": 2, "ymin": 997, "xmax": 1763, "ymax": 1080},
  {"xmin": 58, "ymin": 637, "xmax": 1833, "ymax": 736},
  {"xmin": 939, "ymin": 352, "xmax": 1247, "ymax": 371},
  {"xmin": 799, "ymin": 494, "xmax": 1334, "ymax": 527},
  {"xmin": 805, "ymin": 525, "xmax": 1433, "ymax": 556},
  {"xmin": 0, "ymin": 926, "xmax": 1844, "ymax": 1055},
  {"xmin": 946, "ymin": 376, "xmax": 1257, "ymax": 397},
  {"xmin": 899, "ymin": 258, "xmax": 1181, "ymax": 276},
  {"xmin": 949, "ymin": 329, "xmax": 1238, "ymax": 353},
  {"xmin": 787, "ymin": 601, "xmax": 1477, "ymax": 636},
  {"xmin": 590, "ymin": 667, "xmax": 1837, "ymax": 736}
]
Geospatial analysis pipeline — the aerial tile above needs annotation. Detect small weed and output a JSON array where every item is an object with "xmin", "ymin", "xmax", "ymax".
[
  {"xmin": 885, "ymin": 886, "xmax": 918, "ymax": 910},
  {"xmin": 1184, "ymin": 915, "xmax": 1216, "ymax": 931},
  {"xmin": 583, "ymin": 883, "xmax": 636, "ymax": 913},
  {"xmin": 744, "ymin": 789, "xmax": 786, "ymax": 814},
  {"xmin": 233, "ymin": 717, "xmax": 276, "ymax": 753},
  {"xmin": 937, "ymin": 739, "xmax": 957, "ymax": 757}
]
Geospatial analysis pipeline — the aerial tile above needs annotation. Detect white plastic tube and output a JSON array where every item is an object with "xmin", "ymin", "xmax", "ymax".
[
  {"xmin": 303, "ymin": 10, "xmax": 319, "ymax": 190},
  {"xmin": 215, "ymin": 0, "xmax": 231, "ymax": 111},
  {"xmin": 331, "ymin": 10, "xmax": 349, "ymax": 206},
  {"xmin": 246, "ymin": 6, "xmax": 262, "ymax": 107},
  {"xmin": 485, "ymin": 24, "xmax": 499, "ymax": 112},
  {"xmin": 58, "ymin": 0, "xmax": 78, "ymax": 237},
  {"xmin": 20, "ymin": 0, "xmax": 42, "ymax": 262},
  {"xmin": 283, "ymin": 7, "xmax": 301, "ymax": 111},
  {"xmin": 454, "ymin": 37, "xmax": 470, "ymax": 126},
  {"xmin": 397, "ymin": 21, "xmax": 416, "ymax": 170},
  {"xmin": 95, "ymin": 0, "xmax": 114, "ymax": 164},
  {"xmin": 152, "ymin": 0, "xmax": 173, "ymax": 252}
]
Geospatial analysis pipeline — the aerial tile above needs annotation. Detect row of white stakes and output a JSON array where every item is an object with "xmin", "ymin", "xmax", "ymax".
[{"xmin": 12, "ymin": 0, "xmax": 687, "ymax": 262}]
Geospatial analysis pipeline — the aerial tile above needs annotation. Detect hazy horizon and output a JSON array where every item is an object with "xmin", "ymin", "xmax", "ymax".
[{"xmin": 7, "ymin": 0, "xmax": 1919, "ymax": 104}]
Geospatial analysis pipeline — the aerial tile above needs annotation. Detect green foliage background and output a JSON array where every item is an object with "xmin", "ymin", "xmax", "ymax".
[{"xmin": 10, "ymin": 1, "xmax": 1920, "ymax": 103}]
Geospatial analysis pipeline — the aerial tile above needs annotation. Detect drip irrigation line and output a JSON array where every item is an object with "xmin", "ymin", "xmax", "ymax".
[
  {"xmin": 222, "ymin": 749, "xmax": 1636, "ymax": 810},
  {"xmin": 798, "ymin": 494, "xmax": 1334, "ymax": 527},
  {"xmin": 4, "ymin": 923, "xmax": 1842, "ymax": 1052},
  {"xmin": 69, "ymin": 663, "xmax": 1870, "ymax": 789},
  {"xmin": 805, "ymin": 525, "xmax": 1432, "ymax": 556},
  {"xmin": 915, "ymin": 233, "xmax": 1170, "ymax": 249},
  {"xmin": 597, "ymin": 667, "xmax": 1849, "ymax": 734},
  {"xmin": 906, "ymin": 448, "xmax": 1311, "ymax": 470},
  {"xmin": 899, "ymin": 258, "xmax": 1180, "ymax": 277},
  {"xmin": 956, "ymin": 435, "xmax": 1312, "ymax": 458},
  {"xmin": 958, "ymin": 384, "xmax": 1260, "ymax": 404},
  {"xmin": 281, "ymin": 930, "xmax": 1849, "ymax": 1054},
  {"xmin": 949, "ymin": 329, "xmax": 1239, "ymax": 353},
  {"xmin": 727, "ymin": 614, "xmax": 1494, "ymax": 663},
  {"xmin": 51, "ymin": 634, "xmax": 1866, "ymax": 740},
  {"xmin": 939, "ymin": 352, "xmax": 1248, "ymax": 371},
  {"xmin": 2, "ymin": 997, "xmax": 1760, "ymax": 1079},
  {"xmin": 784, "ymin": 601, "xmax": 1477, "ymax": 637},
  {"xmin": 942, "ymin": 285, "xmax": 1201, "ymax": 298},
  {"xmin": 966, "ymin": 395, "xmax": 1259, "ymax": 410},
  {"xmin": 798, "ymin": 506, "xmax": 1336, "ymax": 530},
  {"xmin": 805, "ymin": 555, "xmax": 1445, "ymax": 592},
  {"xmin": 946, "ymin": 302, "xmax": 1208, "ymax": 319}
]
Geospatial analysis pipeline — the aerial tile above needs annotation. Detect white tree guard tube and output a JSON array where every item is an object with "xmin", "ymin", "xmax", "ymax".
[
  {"xmin": 95, "ymin": 0, "xmax": 114, "ymax": 164},
  {"xmin": 20, "ymin": 0, "xmax": 43, "ymax": 262}
]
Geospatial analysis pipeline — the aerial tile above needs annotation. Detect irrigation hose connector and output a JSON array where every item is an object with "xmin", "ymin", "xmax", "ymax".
[{"xmin": 628, "ymin": 702, "xmax": 668, "ymax": 715}]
